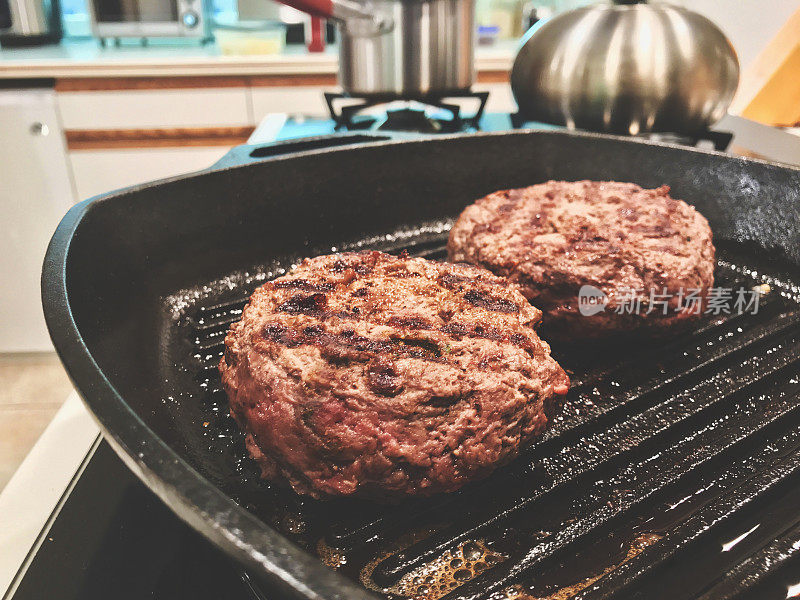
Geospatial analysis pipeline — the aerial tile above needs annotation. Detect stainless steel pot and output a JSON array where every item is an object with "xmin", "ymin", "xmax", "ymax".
[
  {"xmin": 279, "ymin": 0, "xmax": 475, "ymax": 97},
  {"xmin": 511, "ymin": 1, "xmax": 740, "ymax": 135}
]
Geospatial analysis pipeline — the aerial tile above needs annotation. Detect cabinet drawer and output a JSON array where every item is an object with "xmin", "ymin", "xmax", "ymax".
[
  {"xmin": 69, "ymin": 147, "xmax": 228, "ymax": 200},
  {"xmin": 57, "ymin": 88, "xmax": 252, "ymax": 130}
]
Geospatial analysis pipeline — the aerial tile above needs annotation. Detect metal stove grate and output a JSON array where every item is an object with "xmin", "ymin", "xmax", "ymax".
[{"xmin": 184, "ymin": 235, "xmax": 800, "ymax": 600}]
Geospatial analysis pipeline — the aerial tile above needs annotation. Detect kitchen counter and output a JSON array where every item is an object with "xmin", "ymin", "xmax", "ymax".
[
  {"xmin": 0, "ymin": 39, "xmax": 515, "ymax": 79},
  {"xmin": 0, "ymin": 39, "xmax": 518, "ymax": 203}
]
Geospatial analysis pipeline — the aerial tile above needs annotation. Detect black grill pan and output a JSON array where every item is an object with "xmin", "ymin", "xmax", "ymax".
[{"xmin": 41, "ymin": 130, "xmax": 800, "ymax": 600}]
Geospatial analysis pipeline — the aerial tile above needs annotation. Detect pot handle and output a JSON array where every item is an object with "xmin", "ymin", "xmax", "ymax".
[
  {"xmin": 277, "ymin": 0, "xmax": 334, "ymax": 19},
  {"xmin": 276, "ymin": 0, "xmax": 387, "ymax": 26}
]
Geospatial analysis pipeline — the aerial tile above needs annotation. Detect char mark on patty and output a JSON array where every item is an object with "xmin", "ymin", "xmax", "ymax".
[
  {"xmin": 273, "ymin": 278, "xmax": 335, "ymax": 292},
  {"xmin": 437, "ymin": 272, "xmax": 478, "ymax": 291},
  {"xmin": 463, "ymin": 289, "xmax": 520, "ymax": 314},
  {"xmin": 437, "ymin": 272, "xmax": 520, "ymax": 314},
  {"xmin": 423, "ymin": 391, "xmax": 473, "ymax": 408},
  {"xmin": 259, "ymin": 322, "xmax": 445, "ymax": 363},
  {"xmin": 278, "ymin": 293, "xmax": 328, "ymax": 314},
  {"xmin": 367, "ymin": 356, "xmax": 403, "ymax": 396}
]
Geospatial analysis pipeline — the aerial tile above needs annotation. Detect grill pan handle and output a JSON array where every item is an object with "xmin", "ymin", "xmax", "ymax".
[{"xmin": 211, "ymin": 133, "xmax": 393, "ymax": 170}]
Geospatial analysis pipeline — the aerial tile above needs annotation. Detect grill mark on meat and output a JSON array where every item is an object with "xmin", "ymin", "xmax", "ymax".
[
  {"xmin": 259, "ymin": 322, "xmax": 446, "ymax": 364},
  {"xmin": 303, "ymin": 324, "xmax": 323, "ymax": 336},
  {"xmin": 270, "ymin": 302, "xmax": 532, "ymax": 350},
  {"xmin": 393, "ymin": 337, "xmax": 441, "ymax": 357},
  {"xmin": 438, "ymin": 273, "xmax": 521, "ymax": 314},
  {"xmin": 437, "ymin": 272, "xmax": 478, "ymax": 291},
  {"xmin": 423, "ymin": 391, "xmax": 473, "ymax": 408},
  {"xmin": 440, "ymin": 322, "xmax": 538, "ymax": 356},
  {"xmin": 263, "ymin": 302, "xmax": 538, "ymax": 354},
  {"xmin": 439, "ymin": 322, "xmax": 468, "ymax": 337},
  {"xmin": 273, "ymin": 278, "xmax": 335, "ymax": 292},
  {"xmin": 438, "ymin": 308, "xmax": 455, "ymax": 322},
  {"xmin": 441, "ymin": 322, "xmax": 502, "ymax": 342},
  {"xmin": 278, "ymin": 293, "xmax": 328, "ymax": 314},
  {"xmin": 367, "ymin": 356, "xmax": 402, "ymax": 396},
  {"xmin": 386, "ymin": 315, "xmax": 432, "ymax": 329},
  {"xmin": 262, "ymin": 322, "xmax": 304, "ymax": 347},
  {"xmin": 463, "ymin": 289, "xmax": 520, "ymax": 314}
]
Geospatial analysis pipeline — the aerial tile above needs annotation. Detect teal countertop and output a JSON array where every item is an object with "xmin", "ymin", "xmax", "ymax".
[{"xmin": 0, "ymin": 39, "xmax": 515, "ymax": 79}]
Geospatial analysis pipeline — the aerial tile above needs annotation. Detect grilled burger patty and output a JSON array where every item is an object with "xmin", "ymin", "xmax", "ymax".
[
  {"xmin": 448, "ymin": 181, "xmax": 715, "ymax": 338},
  {"xmin": 220, "ymin": 251, "xmax": 569, "ymax": 500}
]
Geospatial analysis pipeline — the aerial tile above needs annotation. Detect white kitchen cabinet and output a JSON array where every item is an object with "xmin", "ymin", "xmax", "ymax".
[
  {"xmin": 0, "ymin": 89, "xmax": 75, "ymax": 352},
  {"xmin": 473, "ymin": 82, "xmax": 517, "ymax": 114},
  {"xmin": 57, "ymin": 87, "xmax": 253, "ymax": 130},
  {"xmin": 68, "ymin": 147, "xmax": 229, "ymax": 200},
  {"xmin": 251, "ymin": 86, "xmax": 334, "ymax": 120}
]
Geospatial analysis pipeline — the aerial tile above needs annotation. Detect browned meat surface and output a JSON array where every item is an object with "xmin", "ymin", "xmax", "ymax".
[
  {"xmin": 219, "ymin": 251, "xmax": 569, "ymax": 500},
  {"xmin": 448, "ymin": 181, "xmax": 715, "ymax": 338}
]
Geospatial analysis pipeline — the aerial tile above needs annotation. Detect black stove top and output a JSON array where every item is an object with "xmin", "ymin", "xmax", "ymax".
[
  {"xmin": 8, "ymin": 441, "xmax": 260, "ymax": 600},
  {"xmin": 278, "ymin": 96, "xmax": 734, "ymax": 152}
]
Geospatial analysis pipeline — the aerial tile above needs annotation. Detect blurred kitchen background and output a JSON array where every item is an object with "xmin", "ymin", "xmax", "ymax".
[{"xmin": 0, "ymin": 0, "xmax": 799, "ymax": 493}]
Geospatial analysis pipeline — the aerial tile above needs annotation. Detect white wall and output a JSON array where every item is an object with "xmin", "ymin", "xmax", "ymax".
[{"xmin": 656, "ymin": 0, "xmax": 799, "ymax": 70}]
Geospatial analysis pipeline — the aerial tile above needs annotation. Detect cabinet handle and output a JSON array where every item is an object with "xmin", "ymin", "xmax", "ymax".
[{"xmin": 30, "ymin": 122, "xmax": 50, "ymax": 136}]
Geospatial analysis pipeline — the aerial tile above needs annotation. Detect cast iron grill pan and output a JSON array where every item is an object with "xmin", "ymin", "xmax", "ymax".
[{"xmin": 43, "ymin": 131, "xmax": 800, "ymax": 600}]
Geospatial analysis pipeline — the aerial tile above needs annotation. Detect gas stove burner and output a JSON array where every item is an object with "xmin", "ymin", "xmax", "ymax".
[
  {"xmin": 376, "ymin": 107, "xmax": 448, "ymax": 133},
  {"xmin": 510, "ymin": 112, "xmax": 734, "ymax": 152},
  {"xmin": 640, "ymin": 130, "xmax": 734, "ymax": 152},
  {"xmin": 325, "ymin": 91, "xmax": 489, "ymax": 133}
]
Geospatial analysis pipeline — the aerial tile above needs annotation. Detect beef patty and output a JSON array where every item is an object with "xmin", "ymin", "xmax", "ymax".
[
  {"xmin": 219, "ymin": 251, "xmax": 569, "ymax": 500},
  {"xmin": 448, "ymin": 181, "xmax": 715, "ymax": 338}
]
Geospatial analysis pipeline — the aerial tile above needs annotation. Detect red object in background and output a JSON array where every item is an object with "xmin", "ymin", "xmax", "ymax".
[
  {"xmin": 307, "ymin": 16, "xmax": 325, "ymax": 52},
  {"xmin": 279, "ymin": 0, "xmax": 334, "ymax": 18}
]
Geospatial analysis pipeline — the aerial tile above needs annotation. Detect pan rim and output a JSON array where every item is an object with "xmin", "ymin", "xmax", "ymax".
[{"xmin": 208, "ymin": 127, "xmax": 800, "ymax": 176}]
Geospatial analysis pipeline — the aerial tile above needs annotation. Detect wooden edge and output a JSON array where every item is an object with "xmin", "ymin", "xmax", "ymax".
[
  {"xmin": 730, "ymin": 7, "xmax": 800, "ymax": 118},
  {"xmin": 740, "ymin": 47, "xmax": 800, "ymax": 127},
  {"xmin": 476, "ymin": 70, "xmax": 511, "ymax": 84},
  {"xmin": 249, "ymin": 73, "xmax": 337, "ymax": 87},
  {"xmin": 56, "ymin": 70, "xmax": 509, "ymax": 91},
  {"xmin": 55, "ymin": 76, "xmax": 251, "ymax": 91},
  {"xmin": 65, "ymin": 126, "xmax": 254, "ymax": 149}
]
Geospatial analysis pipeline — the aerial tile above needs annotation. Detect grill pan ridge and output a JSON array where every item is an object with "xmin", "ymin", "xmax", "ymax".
[{"xmin": 41, "ymin": 130, "xmax": 800, "ymax": 600}]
